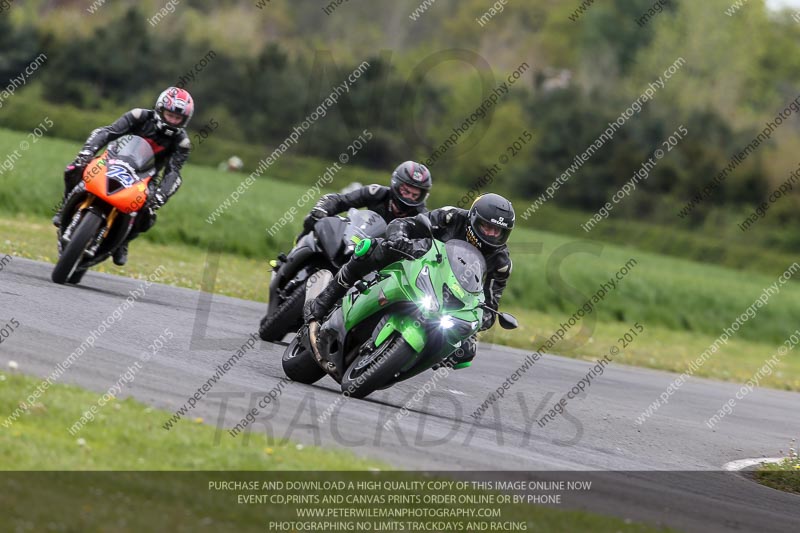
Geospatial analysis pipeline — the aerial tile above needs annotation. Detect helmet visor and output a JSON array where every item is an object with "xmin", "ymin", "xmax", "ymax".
[
  {"xmin": 474, "ymin": 216, "xmax": 511, "ymax": 246},
  {"xmin": 163, "ymin": 110, "xmax": 186, "ymax": 126},
  {"xmin": 391, "ymin": 177, "xmax": 428, "ymax": 207},
  {"xmin": 398, "ymin": 182, "xmax": 424, "ymax": 203}
]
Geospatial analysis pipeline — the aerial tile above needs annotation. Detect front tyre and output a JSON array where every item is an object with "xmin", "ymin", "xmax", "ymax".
[
  {"xmin": 282, "ymin": 334, "xmax": 326, "ymax": 384},
  {"xmin": 68, "ymin": 268, "xmax": 88, "ymax": 285},
  {"xmin": 341, "ymin": 334, "xmax": 415, "ymax": 399},
  {"xmin": 52, "ymin": 211, "xmax": 102, "ymax": 284},
  {"xmin": 259, "ymin": 284, "xmax": 305, "ymax": 342}
]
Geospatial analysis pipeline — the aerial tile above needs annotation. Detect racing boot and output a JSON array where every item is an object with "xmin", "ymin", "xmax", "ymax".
[
  {"xmin": 54, "ymin": 164, "xmax": 87, "ymax": 227},
  {"xmin": 52, "ymin": 190, "xmax": 76, "ymax": 227},
  {"xmin": 113, "ymin": 241, "xmax": 129, "ymax": 266},
  {"xmin": 52, "ymin": 190, "xmax": 67, "ymax": 226},
  {"xmin": 52, "ymin": 209, "xmax": 64, "ymax": 228},
  {"xmin": 303, "ymin": 249, "xmax": 376, "ymax": 327},
  {"xmin": 304, "ymin": 272, "xmax": 350, "ymax": 358},
  {"xmin": 52, "ymin": 184, "xmax": 75, "ymax": 227},
  {"xmin": 304, "ymin": 243, "xmax": 383, "ymax": 357}
]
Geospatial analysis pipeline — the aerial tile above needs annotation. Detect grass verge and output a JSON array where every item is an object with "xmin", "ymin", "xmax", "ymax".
[
  {"xmin": 753, "ymin": 439, "xmax": 800, "ymax": 494},
  {"xmin": 754, "ymin": 454, "xmax": 800, "ymax": 495},
  {"xmin": 0, "ymin": 371, "xmax": 380, "ymax": 470}
]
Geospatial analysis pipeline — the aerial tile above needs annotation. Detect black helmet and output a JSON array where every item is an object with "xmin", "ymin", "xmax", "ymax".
[
  {"xmin": 467, "ymin": 193, "xmax": 515, "ymax": 249},
  {"xmin": 390, "ymin": 161, "xmax": 432, "ymax": 208}
]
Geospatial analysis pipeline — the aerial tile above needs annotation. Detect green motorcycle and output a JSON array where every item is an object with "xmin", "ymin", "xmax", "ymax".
[{"xmin": 282, "ymin": 216, "xmax": 518, "ymax": 399}]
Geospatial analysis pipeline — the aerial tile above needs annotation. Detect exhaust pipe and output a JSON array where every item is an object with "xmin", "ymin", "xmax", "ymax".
[{"xmin": 304, "ymin": 269, "xmax": 334, "ymax": 372}]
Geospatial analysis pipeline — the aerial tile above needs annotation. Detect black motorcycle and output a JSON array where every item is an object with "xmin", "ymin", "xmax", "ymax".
[{"xmin": 259, "ymin": 208, "xmax": 387, "ymax": 341}]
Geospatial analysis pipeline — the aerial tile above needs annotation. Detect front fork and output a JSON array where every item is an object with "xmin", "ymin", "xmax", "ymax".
[
  {"xmin": 61, "ymin": 194, "xmax": 119, "ymax": 258},
  {"xmin": 86, "ymin": 208, "xmax": 119, "ymax": 258},
  {"xmin": 62, "ymin": 195, "xmax": 95, "ymax": 243}
]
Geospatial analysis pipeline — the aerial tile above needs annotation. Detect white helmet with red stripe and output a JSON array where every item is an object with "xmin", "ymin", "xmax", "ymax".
[{"xmin": 154, "ymin": 87, "xmax": 194, "ymax": 135}]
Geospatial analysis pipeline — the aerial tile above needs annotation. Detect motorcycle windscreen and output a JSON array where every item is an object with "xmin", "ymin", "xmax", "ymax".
[
  {"xmin": 315, "ymin": 217, "xmax": 348, "ymax": 260},
  {"xmin": 343, "ymin": 209, "xmax": 387, "ymax": 247},
  {"xmin": 446, "ymin": 240, "xmax": 486, "ymax": 293},
  {"xmin": 107, "ymin": 135, "xmax": 156, "ymax": 177}
]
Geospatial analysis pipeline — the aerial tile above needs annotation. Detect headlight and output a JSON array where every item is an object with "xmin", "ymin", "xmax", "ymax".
[
  {"xmin": 440, "ymin": 315, "xmax": 455, "ymax": 329},
  {"xmin": 439, "ymin": 315, "xmax": 477, "ymax": 336},
  {"xmin": 420, "ymin": 294, "xmax": 437, "ymax": 311}
]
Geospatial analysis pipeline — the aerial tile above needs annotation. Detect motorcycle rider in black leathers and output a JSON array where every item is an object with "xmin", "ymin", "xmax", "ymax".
[
  {"xmin": 306, "ymin": 193, "xmax": 515, "ymax": 368},
  {"xmin": 297, "ymin": 161, "xmax": 432, "ymax": 241},
  {"xmin": 52, "ymin": 87, "xmax": 194, "ymax": 266}
]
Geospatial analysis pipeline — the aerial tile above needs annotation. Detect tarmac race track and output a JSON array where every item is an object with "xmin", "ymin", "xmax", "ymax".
[{"xmin": 1, "ymin": 258, "xmax": 798, "ymax": 532}]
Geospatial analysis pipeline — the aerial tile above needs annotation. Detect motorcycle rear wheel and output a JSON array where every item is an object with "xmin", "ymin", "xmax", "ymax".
[
  {"xmin": 52, "ymin": 211, "xmax": 102, "ymax": 285},
  {"xmin": 282, "ymin": 334, "xmax": 326, "ymax": 384}
]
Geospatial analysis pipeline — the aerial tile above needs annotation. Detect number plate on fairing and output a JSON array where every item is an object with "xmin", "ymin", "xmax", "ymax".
[{"xmin": 106, "ymin": 161, "xmax": 137, "ymax": 188}]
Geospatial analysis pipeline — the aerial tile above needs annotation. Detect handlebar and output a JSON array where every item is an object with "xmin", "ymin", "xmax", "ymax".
[{"xmin": 385, "ymin": 244, "xmax": 416, "ymax": 261}]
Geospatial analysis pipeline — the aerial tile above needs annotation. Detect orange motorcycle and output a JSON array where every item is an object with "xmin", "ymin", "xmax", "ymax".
[{"xmin": 52, "ymin": 135, "xmax": 155, "ymax": 285}]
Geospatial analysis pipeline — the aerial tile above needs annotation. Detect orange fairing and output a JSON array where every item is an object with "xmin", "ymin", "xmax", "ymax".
[{"xmin": 82, "ymin": 157, "xmax": 151, "ymax": 214}]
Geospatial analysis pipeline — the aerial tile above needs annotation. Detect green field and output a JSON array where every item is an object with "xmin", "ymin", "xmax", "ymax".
[
  {"xmin": 2, "ymin": 128, "xmax": 800, "ymax": 391},
  {"xmin": 3, "ymin": 91, "xmax": 799, "ymax": 278}
]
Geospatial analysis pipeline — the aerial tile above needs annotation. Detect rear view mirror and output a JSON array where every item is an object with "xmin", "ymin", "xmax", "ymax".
[
  {"xmin": 416, "ymin": 214, "xmax": 433, "ymax": 235},
  {"xmin": 498, "ymin": 312, "xmax": 518, "ymax": 330}
]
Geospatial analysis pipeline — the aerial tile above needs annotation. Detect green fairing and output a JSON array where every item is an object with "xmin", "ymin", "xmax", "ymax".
[
  {"xmin": 374, "ymin": 316, "xmax": 426, "ymax": 352},
  {"xmin": 342, "ymin": 240, "xmax": 484, "ymax": 356}
]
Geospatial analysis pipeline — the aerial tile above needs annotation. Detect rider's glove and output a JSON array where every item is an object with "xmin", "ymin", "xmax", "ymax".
[
  {"xmin": 303, "ymin": 207, "xmax": 327, "ymax": 233},
  {"xmin": 480, "ymin": 311, "xmax": 496, "ymax": 331},
  {"xmin": 310, "ymin": 206, "xmax": 328, "ymax": 220},
  {"xmin": 149, "ymin": 191, "xmax": 167, "ymax": 210},
  {"xmin": 386, "ymin": 236, "xmax": 415, "ymax": 256},
  {"xmin": 73, "ymin": 150, "xmax": 94, "ymax": 168}
]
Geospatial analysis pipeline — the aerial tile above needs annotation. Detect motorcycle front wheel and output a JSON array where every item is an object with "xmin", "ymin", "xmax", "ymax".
[
  {"xmin": 259, "ymin": 284, "xmax": 306, "ymax": 342},
  {"xmin": 340, "ymin": 334, "xmax": 415, "ymax": 399},
  {"xmin": 52, "ymin": 211, "xmax": 102, "ymax": 284}
]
